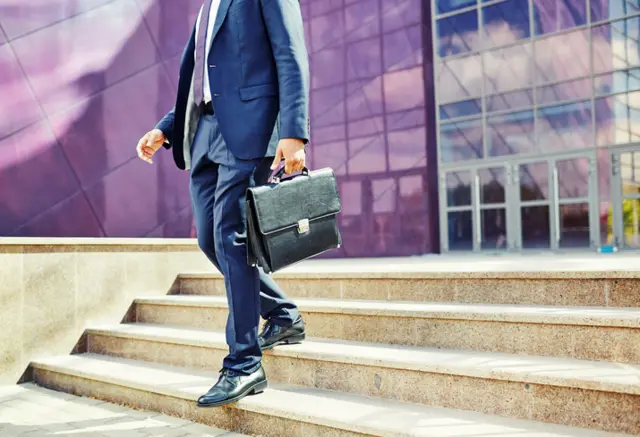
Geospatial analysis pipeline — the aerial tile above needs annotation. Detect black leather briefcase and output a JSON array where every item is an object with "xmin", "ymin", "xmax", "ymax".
[{"xmin": 245, "ymin": 167, "xmax": 342, "ymax": 274}]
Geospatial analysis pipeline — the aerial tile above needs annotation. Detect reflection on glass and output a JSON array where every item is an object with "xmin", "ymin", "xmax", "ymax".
[
  {"xmin": 487, "ymin": 110, "xmax": 535, "ymax": 157},
  {"xmin": 534, "ymin": 0, "xmax": 587, "ymax": 35},
  {"xmin": 440, "ymin": 99, "xmax": 482, "ymax": 120},
  {"xmin": 559, "ymin": 203, "xmax": 591, "ymax": 248},
  {"xmin": 486, "ymin": 89, "xmax": 534, "ymax": 112},
  {"xmin": 481, "ymin": 208, "xmax": 507, "ymax": 250},
  {"xmin": 399, "ymin": 175, "xmax": 426, "ymax": 212},
  {"xmin": 446, "ymin": 171, "xmax": 472, "ymax": 206},
  {"xmin": 482, "ymin": 0, "xmax": 530, "ymax": 48},
  {"xmin": 521, "ymin": 206, "xmax": 551, "ymax": 248},
  {"xmin": 622, "ymin": 199, "xmax": 640, "ymax": 248},
  {"xmin": 620, "ymin": 151, "xmax": 640, "ymax": 193},
  {"xmin": 537, "ymin": 78, "xmax": 592, "ymax": 105},
  {"xmin": 557, "ymin": 158, "xmax": 589, "ymax": 198},
  {"xmin": 437, "ymin": 55, "xmax": 483, "ymax": 103},
  {"xmin": 448, "ymin": 210, "xmax": 473, "ymax": 250},
  {"xmin": 594, "ymin": 68, "xmax": 640, "ymax": 96},
  {"xmin": 440, "ymin": 118, "xmax": 484, "ymax": 162},
  {"xmin": 537, "ymin": 101, "xmax": 592, "ymax": 151},
  {"xmin": 437, "ymin": 10, "xmax": 479, "ymax": 58},
  {"xmin": 591, "ymin": 0, "xmax": 640, "ymax": 23},
  {"xmin": 592, "ymin": 17, "xmax": 640, "ymax": 75},
  {"xmin": 372, "ymin": 178, "xmax": 396, "ymax": 213},
  {"xmin": 479, "ymin": 167, "xmax": 506, "ymax": 203},
  {"xmin": 484, "ymin": 43, "xmax": 533, "ymax": 94},
  {"xmin": 520, "ymin": 162, "xmax": 549, "ymax": 201},
  {"xmin": 437, "ymin": 0, "xmax": 476, "ymax": 14},
  {"xmin": 534, "ymin": 30, "xmax": 589, "ymax": 84},
  {"xmin": 595, "ymin": 91, "xmax": 640, "ymax": 147}
]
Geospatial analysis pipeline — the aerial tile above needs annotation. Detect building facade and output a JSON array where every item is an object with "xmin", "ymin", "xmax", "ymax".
[
  {"xmin": 434, "ymin": 0, "xmax": 640, "ymax": 252},
  {"xmin": 1, "ymin": 0, "xmax": 638, "ymax": 255}
]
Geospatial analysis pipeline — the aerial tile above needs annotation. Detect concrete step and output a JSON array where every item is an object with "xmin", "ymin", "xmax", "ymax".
[
  {"xmin": 133, "ymin": 295, "xmax": 640, "ymax": 363},
  {"xmin": 177, "ymin": 270, "xmax": 640, "ymax": 307},
  {"xmin": 30, "ymin": 353, "xmax": 635, "ymax": 437},
  {"xmin": 82, "ymin": 323, "xmax": 640, "ymax": 434}
]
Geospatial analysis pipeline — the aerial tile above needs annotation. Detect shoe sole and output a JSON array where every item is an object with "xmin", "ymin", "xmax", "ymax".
[
  {"xmin": 196, "ymin": 379, "xmax": 268, "ymax": 408},
  {"xmin": 261, "ymin": 332, "xmax": 306, "ymax": 351}
]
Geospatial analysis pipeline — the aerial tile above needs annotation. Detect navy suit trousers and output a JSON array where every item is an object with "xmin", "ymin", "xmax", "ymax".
[{"xmin": 189, "ymin": 113, "xmax": 300, "ymax": 374}]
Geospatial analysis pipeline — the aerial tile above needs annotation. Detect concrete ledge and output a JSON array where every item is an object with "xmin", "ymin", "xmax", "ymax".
[{"xmin": 0, "ymin": 239, "xmax": 212, "ymax": 385}]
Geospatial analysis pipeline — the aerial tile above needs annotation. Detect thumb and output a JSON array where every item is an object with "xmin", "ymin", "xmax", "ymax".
[{"xmin": 271, "ymin": 148, "xmax": 283, "ymax": 170}]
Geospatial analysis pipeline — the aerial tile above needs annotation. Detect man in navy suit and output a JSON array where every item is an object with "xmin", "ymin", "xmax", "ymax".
[{"xmin": 135, "ymin": 0, "xmax": 309, "ymax": 407}]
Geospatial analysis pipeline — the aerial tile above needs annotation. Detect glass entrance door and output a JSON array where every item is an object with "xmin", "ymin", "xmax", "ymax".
[
  {"xmin": 440, "ymin": 164, "xmax": 510, "ymax": 252},
  {"xmin": 440, "ymin": 151, "xmax": 598, "ymax": 253},
  {"xmin": 611, "ymin": 145, "xmax": 640, "ymax": 249}
]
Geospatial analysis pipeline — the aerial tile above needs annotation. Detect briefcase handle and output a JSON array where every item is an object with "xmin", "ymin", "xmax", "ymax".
[{"xmin": 271, "ymin": 166, "xmax": 309, "ymax": 184}]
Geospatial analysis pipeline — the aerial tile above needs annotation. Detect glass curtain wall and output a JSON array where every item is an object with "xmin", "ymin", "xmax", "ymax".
[{"xmin": 433, "ymin": 0, "xmax": 640, "ymax": 252}]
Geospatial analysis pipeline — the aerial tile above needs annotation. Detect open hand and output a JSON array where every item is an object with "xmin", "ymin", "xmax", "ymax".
[
  {"xmin": 136, "ymin": 129, "xmax": 166, "ymax": 164},
  {"xmin": 270, "ymin": 138, "xmax": 305, "ymax": 174}
]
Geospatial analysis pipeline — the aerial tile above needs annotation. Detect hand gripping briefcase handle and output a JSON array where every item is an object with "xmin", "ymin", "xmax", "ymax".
[
  {"xmin": 270, "ymin": 166, "xmax": 309, "ymax": 184},
  {"xmin": 246, "ymin": 167, "xmax": 342, "ymax": 274}
]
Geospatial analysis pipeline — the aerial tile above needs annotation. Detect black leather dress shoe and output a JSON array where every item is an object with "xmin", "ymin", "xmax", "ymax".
[
  {"xmin": 197, "ymin": 365, "xmax": 267, "ymax": 408},
  {"xmin": 259, "ymin": 318, "xmax": 305, "ymax": 350}
]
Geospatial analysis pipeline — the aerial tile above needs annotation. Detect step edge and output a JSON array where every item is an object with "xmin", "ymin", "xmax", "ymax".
[
  {"xmin": 84, "ymin": 326, "xmax": 640, "ymax": 396},
  {"xmin": 133, "ymin": 298, "xmax": 640, "ymax": 328},
  {"xmin": 30, "ymin": 355, "xmax": 631, "ymax": 437}
]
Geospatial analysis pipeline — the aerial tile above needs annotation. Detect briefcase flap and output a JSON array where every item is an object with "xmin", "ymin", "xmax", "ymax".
[{"xmin": 248, "ymin": 167, "xmax": 341, "ymax": 236}]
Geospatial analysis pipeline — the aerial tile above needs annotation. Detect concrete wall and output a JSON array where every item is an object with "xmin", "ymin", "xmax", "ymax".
[{"xmin": 0, "ymin": 238, "xmax": 214, "ymax": 385}]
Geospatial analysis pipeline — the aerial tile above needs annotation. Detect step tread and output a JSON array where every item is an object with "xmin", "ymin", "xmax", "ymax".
[
  {"xmin": 31, "ymin": 353, "xmax": 632, "ymax": 437},
  {"xmin": 86, "ymin": 323, "xmax": 640, "ymax": 395},
  {"xmin": 135, "ymin": 296, "xmax": 640, "ymax": 327}
]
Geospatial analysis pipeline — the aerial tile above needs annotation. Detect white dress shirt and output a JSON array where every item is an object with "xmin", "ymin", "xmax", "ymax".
[{"xmin": 195, "ymin": 0, "xmax": 221, "ymax": 104}]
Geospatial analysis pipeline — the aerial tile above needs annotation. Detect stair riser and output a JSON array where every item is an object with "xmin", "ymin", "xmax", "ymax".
[
  {"xmin": 32, "ymin": 369, "xmax": 368, "ymax": 437},
  {"xmin": 87, "ymin": 334, "xmax": 640, "ymax": 435},
  {"xmin": 179, "ymin": 277, "xmax": 640, "ymax": 307},
  {"xmin": 135, "ymin": 303, "xmax": 640, "ymax": 364}
]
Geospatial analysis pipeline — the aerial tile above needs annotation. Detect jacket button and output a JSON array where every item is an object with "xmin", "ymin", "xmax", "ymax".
[
  {"xmin": 210, "ymin": 64, "xmax": 216, "ymax": 68},
  {"xmin": 214, "ymin": 93, "xmax": 220, "ymax": 97}
]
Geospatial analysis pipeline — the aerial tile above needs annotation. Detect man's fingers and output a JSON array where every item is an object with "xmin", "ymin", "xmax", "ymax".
[{"xmin": 271, "ymin": 148, "xmax": 283, "ymax": 170}]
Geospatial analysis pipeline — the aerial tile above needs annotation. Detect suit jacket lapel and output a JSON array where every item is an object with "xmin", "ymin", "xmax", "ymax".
[{"xmin": 210, "ymin": 0, "xmax": 233, "ymax": 46}]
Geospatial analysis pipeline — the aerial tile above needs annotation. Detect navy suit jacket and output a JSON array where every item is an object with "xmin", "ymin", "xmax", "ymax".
[{"xmin": 156, "ymin": 0, "xmax": 310, "ymax": 170}]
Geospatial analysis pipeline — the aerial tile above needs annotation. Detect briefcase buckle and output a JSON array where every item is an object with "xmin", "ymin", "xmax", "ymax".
[{"xmin": 297, "ymin": 218, "xmax": 310, "ymax": 234}]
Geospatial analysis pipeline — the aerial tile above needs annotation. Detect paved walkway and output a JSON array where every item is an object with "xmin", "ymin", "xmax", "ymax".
[{"xmin": 0, "ymin": 384, "xmax": 244, "ymax": 437}]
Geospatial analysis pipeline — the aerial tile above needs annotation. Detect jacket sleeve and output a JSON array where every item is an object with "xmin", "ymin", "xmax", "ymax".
[
  {"xmin": 260, "ymin": 0, "xmax": 310, "ymax": 143},
  {"xmin": 155, "ymin": 106, "xmax": 175, "ymax": 149}
]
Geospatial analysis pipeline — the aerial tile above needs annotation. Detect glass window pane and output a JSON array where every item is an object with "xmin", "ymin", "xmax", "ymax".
[
  {"xmin": 557, "ymin": 157, "xmax": 590, "ymax": 198},
  {"xmin": 440, "ymin": 118, "xmax": 484, "ymax": 162},
  {"xmin": 559, "ymin": 203, "xmax": 591, "ymax": 248},
  {"xmin": 440, "ymin": 98, "xmax": 483, "ymax": 120},
  {"xmin": 595, "ymin": 91, "xmax": 640, "ymax": 146},
  {"xmin": 622, "ymin": 199, "xmax": 640, "ymax": 248},
  {"xmin": 487, "ymin": 110, "xmax": 535, "ymax": 156},
  {"xmin": 437, "ymin": 55, "xmax": 483, "ymax": 103},
  {"xmin": 594, "ymin": 67, "xmax": 640, "ymax": 96},
  {"xmin": 437, "ymin": 0, "xmax": 476, "ymax": 15},
  {"xmin": 481, "ymin": 208, "xmax": 508, "ymax": 250},
  {"xmin": 446, "ymin": 171, "xmax": 472, "ymax": 206},
  {"xmin": 448, "ymin": 210, "xmax": 473, "ymax": 251},
  {"xmin": 521, "ymin": 205, "xmax": 551, "ymax": 248},
  {"xmin": 537, "ymin": 100, "xmax": 593, "ymax": 151},
  {"xmin": 372, "ymin": 179, "xmax": 396, "ymax": 213},
  {"xmin": 537, "ymin": 78, "xmax": 592, "ymax": 105},
  {"xmin": 484, "ymin": 43, "xmax": 533, "ymax": 94},
  {"xmin": 479, "ymin": 167, "xmax": 506, "ymax": 203},
  {"xmin": 534, "ymin": 0, "xmax": 587, "ymax": 35},
  {"xmin": 436, "ymin": 10, "xmax": 479, "ymax": 58},
  {"xmin": 592, "ymin": 17, "xmax": 640, "ymax": 75},
  {"xmin": 534, "ymin": 29, "xmax": 589, "ymax": 84},
  {"xmin": 520, "ymin": 162, "xmax": 549, "ymax": 201},
  {"xmin": 486, "ymin": 89, "xmax": 534, "ymax": 112},
  {"xmin": 482, "ymin": 0, "xmax": 530, "ymax": 49},
  {"xmin": 399, "ymin": 175, "xmax": 426, "ymax": 211},
  {"xmin": 591, "ymin": 0, "xmax": 640, "ymax": 23}
]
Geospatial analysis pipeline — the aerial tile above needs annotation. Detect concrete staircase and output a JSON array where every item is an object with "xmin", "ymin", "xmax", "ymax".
[{"xmin": 28, "ymin": 266, "xmax": 640, "ymax": 436}]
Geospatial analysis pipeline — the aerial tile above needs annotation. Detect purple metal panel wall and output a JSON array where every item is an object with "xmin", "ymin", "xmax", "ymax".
[{"xmin": 0, "ymin": 0, "xmax": 435, "ymax": 256}]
